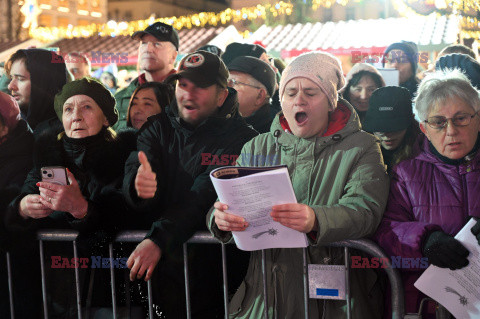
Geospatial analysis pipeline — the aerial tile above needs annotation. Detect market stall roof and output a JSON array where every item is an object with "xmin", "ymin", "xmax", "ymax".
[
  {"xmin": 49, "ymin": 26, "xmax": 226, "ymax": 66},
  {"xmin": 248, "ymin": 15, "xmax": 459, "ymax": 59}
]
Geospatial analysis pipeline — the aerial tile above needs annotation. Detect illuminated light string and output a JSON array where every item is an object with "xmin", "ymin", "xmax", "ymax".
[
  {"xmin": 24, "ymin": 0, "xmax": 479, "ymax": 42},
  {"xmin": 28, "ymin": 2, "xmax": 297, "ymax": 42},
  {"xmin": 391, "ymin": 0, "xmax": 480, "ymax": 39}
]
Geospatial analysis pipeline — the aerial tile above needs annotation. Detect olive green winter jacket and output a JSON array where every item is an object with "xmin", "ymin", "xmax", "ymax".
[{"xmin": 208, "ymin": 99, "xmax": 389, "ymax": 319}]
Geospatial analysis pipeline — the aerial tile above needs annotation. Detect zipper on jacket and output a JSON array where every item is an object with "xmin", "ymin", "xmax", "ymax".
[
  {"xmin": 274, "ymin": 130, "xmax": 281, "ymax": 153},
  {"xmin": 461, "ymin": 163, "xmax": 469, "ymax": 225}
]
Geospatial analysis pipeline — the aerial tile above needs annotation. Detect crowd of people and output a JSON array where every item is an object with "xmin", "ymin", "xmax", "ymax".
[{"xmin": 1, "ymin": 20, "xmax": 480, "ymax": 319}]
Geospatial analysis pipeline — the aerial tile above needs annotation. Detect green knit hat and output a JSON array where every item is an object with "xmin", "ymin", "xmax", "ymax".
[{"xmin": 54, "ymin": 77, "xmax": 118, "ymax": 126}]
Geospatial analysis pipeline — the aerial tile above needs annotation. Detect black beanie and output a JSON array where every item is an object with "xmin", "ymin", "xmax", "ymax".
[
  {"xmin": 227, "ymin": 56, "xmax": 276, "ymax": 96},
  {"xmin": 54, "ymin": 77, "xmax": 118, "ymax": 126},
  {"xmin": 436, "ymin": 53, "xmax": 480, "ymax": 89},
  {"xmin": 383, "ymin": 41, "xmax": 419, "ymax": 75},
  {"xmin": 221, "ymin": 43, "xmax": 266, "ymax": 65}
]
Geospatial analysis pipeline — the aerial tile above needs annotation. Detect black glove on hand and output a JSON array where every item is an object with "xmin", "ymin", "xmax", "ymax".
[
  {"xmin": 422, "ymin": 231, "xmax": 469, "ymax": 270},
  {"xmin": 471, "ymin": 220, "xmax": 480, "ymax": 245}
]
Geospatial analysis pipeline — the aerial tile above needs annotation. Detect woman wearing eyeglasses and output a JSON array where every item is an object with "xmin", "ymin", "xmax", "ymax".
[{"xmin": 374, "ymin": 69, "xmax": 480, "ymax": 318}]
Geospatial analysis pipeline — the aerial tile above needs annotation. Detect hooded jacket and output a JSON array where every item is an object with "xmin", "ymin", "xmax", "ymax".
[
  {"xmin": 208, "ymin": 99, "xmax": 389, "ymax": 318},
  {"xmin": 340, "ymin": 63, "xmax": 385, "ymax": 123},
  {"xmin": 373, "ymin": 134, "xmax": 480, "ymax": 316},
  {"xmin": 19, "ymin": 49, "xmax": 68, "ymax": 132},
  {"xmin": 122, "ymin": 87, "xmax": 257, "ymax": 317}
]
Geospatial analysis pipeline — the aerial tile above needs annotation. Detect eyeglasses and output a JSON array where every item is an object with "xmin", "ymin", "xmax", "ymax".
[
  {"xmin": 424, "ymin": 112, "xmax": 478, "ymax": 129},
  {"xmin": 228, "ymin": 78, "xmax": 261, "ymax": 89}
]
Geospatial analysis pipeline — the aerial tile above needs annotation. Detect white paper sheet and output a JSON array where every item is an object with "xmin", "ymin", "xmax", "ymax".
[
  {"xmin": 377, "ymin": 68, "xmax": 400, "ymax": 86},
  {"xmin": 414, "ymin": 218, "xmax": 480, "ymax": 319},
  {"xmin": 210, "ymin": 166, "xmax": 308, "ymax": 251}
]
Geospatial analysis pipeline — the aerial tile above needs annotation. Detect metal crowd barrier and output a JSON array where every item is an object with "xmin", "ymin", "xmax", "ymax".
[{"xmin": 3, "ymin": 230, "xmax": 406, "ymax": 319}]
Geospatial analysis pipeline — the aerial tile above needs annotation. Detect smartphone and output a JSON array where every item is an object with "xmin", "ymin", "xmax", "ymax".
[{"xmin": 41, "ymin": 166, "xmax": 69, "ymax": 186}]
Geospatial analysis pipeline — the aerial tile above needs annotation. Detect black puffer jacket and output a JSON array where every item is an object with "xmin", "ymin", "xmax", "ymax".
[
  {"xmin": 5, "ymin": 126, "xmax": 136, "ymax": 234},
  {"xmin": 123, "ymin": 88, "xmax": 257, "ymax": 317}
]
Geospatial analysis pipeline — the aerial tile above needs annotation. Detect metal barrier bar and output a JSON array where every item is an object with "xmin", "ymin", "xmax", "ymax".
[
  {"xmin": 261, "ymin": 249, "xmax": 268, "ymax": 319},
  {"xmin": 147, "ymin": 278, "xmax": 153, "ymax": 319},
  {"xmin": 109, "ymin": 243, "xmax": 117, "ymax": 319},
  {"xmin": 302, "ymin": 247, "xmax": 309, "ymax": 319},
  {"xmin": 221, "ymin": 243, "xmax": 229, "ymax": 319},
  {"xmin": 6, "ymin": 252, "xmax": 15, "ymax": 319},
  {"xmin": 31, "ymin": 230, "xmax": 405, "ymax": 319},
  {"xmin": 183, "ymin": 243, "xmax": 191, "ymax": 319},
  {"xmin": 39, "ymin": 240, "xmax": 48, "ymax": 319},
  {"xmin": 344, "ymin": 247, "xmax": 351, "ymax": 319},
  {"xmin": 73, "ymin": 240, "xmax": 82, "ymax": 319},
  {"xmin": 329, "ymin": 239, "xmax": 405, "ymax": 319}
]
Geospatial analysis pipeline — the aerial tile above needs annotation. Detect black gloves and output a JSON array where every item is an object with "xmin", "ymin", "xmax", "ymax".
[
  {"xmin": 471, "ymin": 220, "xmax": 480, "ymax": 245},
  {"xmin": 422, "ymin": 231, "xmax": 469, "ymax": 270}
]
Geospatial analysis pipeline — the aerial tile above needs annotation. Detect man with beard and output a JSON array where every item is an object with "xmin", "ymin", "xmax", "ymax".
[
  {"xmin": 123, "ymin": 51, "xmax": 257, "ymax": 318},
  {"xmin": 114, "ymin": 22, "xmax": 178, "ymax": 130}
]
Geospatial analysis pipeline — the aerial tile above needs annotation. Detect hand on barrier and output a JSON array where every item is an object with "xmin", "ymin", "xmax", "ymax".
[
  {"xmin": 135, "ymin": 151, "xmax": 157, "ymax": 199},
  {"xmin": 19, "ymin": 194, "xmax": 53, "ymax": 219},
  {"xmin": 127, "ymin": 238, "xmax": 161, "ymax": 281},
  {"xmin": 37, "ymin": 169, "xmax": 88, "ymax": 219},
  {"xmin": 213, "ymin": 202, "xmax": 248, "ymax": 232},
  {"xmin": 422, "ymin": 231, "xmax": 469, "ymax": 270},
  {"xmin": 270, "ymin": 203, "xmax": 317, "ymax": 233},
  {"xmin": 471, "ymin": 220, "xmax": 480, "ymax": 245}
]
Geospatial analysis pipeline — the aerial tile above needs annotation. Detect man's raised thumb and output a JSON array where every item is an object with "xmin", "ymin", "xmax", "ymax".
[{"xmin": 138, "ymin": 151, "xmax": 152, "ymax": 172}]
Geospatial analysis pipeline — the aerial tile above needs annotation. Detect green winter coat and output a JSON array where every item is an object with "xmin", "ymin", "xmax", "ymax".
[
  {"xmin": 112, "ymin": 77, "xmax": 139, "ymax": 131},
  {"xmin": 208, "ymin": 99, "xmax": 389, "ymax": 319}
]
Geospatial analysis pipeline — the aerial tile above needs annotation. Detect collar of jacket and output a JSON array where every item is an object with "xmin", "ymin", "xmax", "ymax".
[
  {"xmin": 245, "ymin": 102, "xmax": 272, "ymax": 132},
  {"xmin": 416, "ymin": 133, "xmax": 480, "ymax": 172},
  {"xmin": 165, "ymin": 87, "xmax": 242, "ymax": 136},
  {"xmin": 270, "ymin": 97, "xmax": 361, "ymax": 148}
]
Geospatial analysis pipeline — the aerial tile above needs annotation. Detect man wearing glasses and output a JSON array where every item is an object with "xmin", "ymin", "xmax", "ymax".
[{"xmin": 227, "ymin": 56, "xmax": 277, "ymax": 133}]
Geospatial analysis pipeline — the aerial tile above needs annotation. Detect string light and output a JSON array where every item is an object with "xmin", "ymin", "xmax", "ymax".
[
  {"xmin": 392, "ymin": 0, "xmax": 480, "ymax": 40},
  {"xmin": 26, "ymin": 0, "xmax": 479, "ymax": 43},
  {"xmin": 29, "ymin": 2, "xmax": 294, "ymax": 41}
]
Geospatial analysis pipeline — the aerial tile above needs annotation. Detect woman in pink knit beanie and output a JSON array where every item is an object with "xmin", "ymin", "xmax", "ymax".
[{"xmin": 210, "ymin": 51, "xmax": 388, "ymax": 319}]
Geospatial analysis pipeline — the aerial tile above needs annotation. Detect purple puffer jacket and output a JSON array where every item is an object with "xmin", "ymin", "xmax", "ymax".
[{"xmin": 374, "ymin": 135, "xmax": 480, "ymax": 317}]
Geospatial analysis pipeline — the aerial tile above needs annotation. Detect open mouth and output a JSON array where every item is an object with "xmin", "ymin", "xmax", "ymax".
[
  {"xmin": 185, "ymin": 105, "xmax": 196, "ymax": 111},
  {"xmin": 295, "ymin": 112, "xmax": 308, "ymax": 125}
]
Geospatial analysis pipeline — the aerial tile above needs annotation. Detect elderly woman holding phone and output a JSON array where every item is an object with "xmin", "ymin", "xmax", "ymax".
[
  {"xmin": 208, "ymin": 52, "xmax": 389, "ymax": 318},
  {"xmin": 374, "ymin": 69, "xmax": 480, "ymax": 318},
  {"xmin": 7, "ymin": 77, "xmax": 135, "ymax": 230},
  {"xmin": 5, "ymin": 77, "xmax": 136, "ymax": 317}
]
